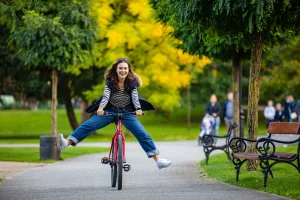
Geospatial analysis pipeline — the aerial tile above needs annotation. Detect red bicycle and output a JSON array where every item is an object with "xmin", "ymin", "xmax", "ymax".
[{"xmin": 101, "ymin": 112, "xmax": 134, "ymax": 190}]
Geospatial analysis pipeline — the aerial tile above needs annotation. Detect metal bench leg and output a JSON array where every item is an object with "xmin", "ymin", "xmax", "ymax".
[
  {"xmin": 269, "ymin": 169, "xmax": 274, "ymax": 179},
  {"xmin": 235, "ymin": 165, "xmax": 241, "ymax": 182},
  {"xmin": 203, "ymin": 147, "xmax": 211, "ymax": 165},
  {"xmin": 225, "ymin": 147, "xmax": 231, "ymax": 161},
  {"xmin": 266, "ymin": 160, "xmax": 274, "ymax": 178},
  {"xmin": 232, "ymin": 158, "xmax": 247, "ymax": 183},
  {"xmin": 263, "ymin": 169, "xmax": 269, "ymax": 188}
]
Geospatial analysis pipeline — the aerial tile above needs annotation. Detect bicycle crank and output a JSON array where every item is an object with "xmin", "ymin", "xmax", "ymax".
[{"xmin": 123, "ymin": 164, "xmax": 131, "ymax": 172}]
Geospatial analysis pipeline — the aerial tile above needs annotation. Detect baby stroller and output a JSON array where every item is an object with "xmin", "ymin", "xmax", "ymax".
[{"xmin": 198, "ymin": 115, "xmax": 216, "ymax": 146}]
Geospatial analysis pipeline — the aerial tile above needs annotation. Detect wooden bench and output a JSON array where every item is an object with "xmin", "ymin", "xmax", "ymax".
[
  {"xmin": 202, "ymin": 123, "xmax": 238, "ymax": 165},
  {"xmin": 229, "ymin": 122, "xmax": 300, "ymax": 187}
]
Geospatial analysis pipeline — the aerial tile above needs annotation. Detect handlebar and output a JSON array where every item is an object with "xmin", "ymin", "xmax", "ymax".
[{"xmin": 102, "ymin": 111, "xmax": 144, "ymax": 116}]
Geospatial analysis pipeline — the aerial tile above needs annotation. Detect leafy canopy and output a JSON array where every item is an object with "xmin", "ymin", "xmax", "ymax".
[
  {"xmin": 81, "ymin": 0, "xmax": 211, "ymax": 111},
  {"xmin": 8, "ymin": 0, "xmax": 96, "ymax": 70}
]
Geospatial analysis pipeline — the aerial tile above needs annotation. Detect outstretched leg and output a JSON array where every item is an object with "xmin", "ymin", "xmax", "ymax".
[
  {"xmin": 57, "ymin": 114, "xmax": 115, "ymax": 151},
  {"xmin": 122, "ymin": 113, "xmax": 172, "ymax": 169}
]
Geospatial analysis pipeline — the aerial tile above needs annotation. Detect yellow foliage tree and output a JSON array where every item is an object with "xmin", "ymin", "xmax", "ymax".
[{"xmin": 80, "ymin": 0, "xmax": 211, "ymax": 111}]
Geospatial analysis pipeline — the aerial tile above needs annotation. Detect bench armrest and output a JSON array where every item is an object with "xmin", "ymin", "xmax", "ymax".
[
  {"xmin": 229, "ymin": 137, "xmax": 257, "ymax": 153},
  {"xmin": 256, "ymin": 136, "xmax": 300, "ymax": 159},
  {"xmin": 202, "ymin": 123, "xmax": 238, "ymax": 146}
]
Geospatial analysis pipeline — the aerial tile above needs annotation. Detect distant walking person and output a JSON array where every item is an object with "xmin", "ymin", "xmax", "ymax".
[
  {"xmin": 205, "ymin": 94, "xmax": 221, "ymax": 144},
  {"xmin": 264, "ymin": 100, "xmax": 275, "ymax": 128},
  {"xmin": 274, "ymin": 103, "xmax": 284, "ymax": 122},
  {"xmin": 284, "ymin": 95, "xmax": 296, "ymax": 122},
  {"xmin": 223, "ymin": 92, "xmax": 234, "ymax": 129}
]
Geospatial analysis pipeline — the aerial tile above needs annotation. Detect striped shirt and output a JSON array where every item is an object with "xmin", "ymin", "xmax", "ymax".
[{"xmin": 99, "ymin": 85, "xmax": 141, "ymax": 110}]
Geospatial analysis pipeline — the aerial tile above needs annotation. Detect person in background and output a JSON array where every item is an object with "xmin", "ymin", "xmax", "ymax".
[
  {"xmin": 205, "ymin": 94, "xmax": 221, "ymax": 144},
  {"xmin": 297, "ymin": 100, "xmax": 300, "ymax": 122},
  {"xmin": 223, "ymin": 92, "xmax": 233, "ymax": 129},
  {"xmin": 274, "ymin": 103, "xmax": 284, "ymax": 122},
  {"xmin": 284, "ymin": 95, "xmax": 295, "ymax": 122},
  {"xmin": 264, "ymin": 100, "xmax": 275, "ymax": 128}
]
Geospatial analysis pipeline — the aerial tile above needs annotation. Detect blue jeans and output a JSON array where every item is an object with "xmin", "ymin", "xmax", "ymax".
[{"xmin": 67, "ymin": 108, "xmax": 159, "ymax": 158}]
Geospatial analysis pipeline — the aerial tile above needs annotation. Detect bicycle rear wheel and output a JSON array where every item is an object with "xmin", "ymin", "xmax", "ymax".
[
  {"xmin": 111, "ymin": 145, "xmax": 117, "ymax": 187},
  {"xmin": 117, "ymin": 135, "xmax": 123, "ymax": 190}
]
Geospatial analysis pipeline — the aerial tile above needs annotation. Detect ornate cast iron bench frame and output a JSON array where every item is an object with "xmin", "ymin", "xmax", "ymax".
[
  {"xmin": 202, "ymin": 123, "xmax": 238, "ymax": 165},
  {"xmin": 229, "ymin": 122, "xmax": 300, "ymax": 187}
]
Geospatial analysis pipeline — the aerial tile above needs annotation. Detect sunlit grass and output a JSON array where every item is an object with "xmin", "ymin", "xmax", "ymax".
[{"xmin": 200, "ymin": 146, "xmax": 300, "ymax": 200}]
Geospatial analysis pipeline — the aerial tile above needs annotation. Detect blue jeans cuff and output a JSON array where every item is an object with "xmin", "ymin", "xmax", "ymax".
[
  {"xmin": 67, "ymin": 135, "xmax": 79, "ymax": 146},
  {"xmin": 146, "ymin": 149, "xmax": 159, "ymax": 158}
]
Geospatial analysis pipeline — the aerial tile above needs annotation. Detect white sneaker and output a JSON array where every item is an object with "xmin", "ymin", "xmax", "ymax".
[
  {"xmin": 56, "ymin": 133, "xmax": 68, "ymax": 151},
  {"xmin": 156, "ymin": 159, "xmax": 172, "ymax": 169}
]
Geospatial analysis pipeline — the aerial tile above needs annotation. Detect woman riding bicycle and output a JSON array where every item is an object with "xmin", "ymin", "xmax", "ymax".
[{"xmin": 56, "ymin": 58, "xmax": 172, "ymax": 169}]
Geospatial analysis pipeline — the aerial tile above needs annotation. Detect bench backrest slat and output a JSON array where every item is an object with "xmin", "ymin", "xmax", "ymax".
[{"xmin": 267, "ymin": 122, "xmax": 300, "ymax": 134}]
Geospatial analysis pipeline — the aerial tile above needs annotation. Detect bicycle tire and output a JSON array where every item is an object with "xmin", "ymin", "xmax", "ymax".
[
  {"xmin": 111, "ymin": 145, "xmax": 117, "ymax": 187},
  {"xmin": 117, "ymin": 135, "xmax": 123, "ymax": 190}
]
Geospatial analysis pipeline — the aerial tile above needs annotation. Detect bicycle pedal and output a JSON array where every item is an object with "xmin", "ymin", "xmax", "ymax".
[
  {"xmin": 101, "ymin": 157, "xmax": 110, "ymax": 164},
  {"xmin": 123, "ymin": 164, "xmax": 131, "ymax": 172}
]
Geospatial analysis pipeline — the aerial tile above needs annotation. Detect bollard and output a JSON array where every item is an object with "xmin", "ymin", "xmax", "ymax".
[{"xmin": 40, "ymin": 136, "xmax": 60, "ymax": 160}]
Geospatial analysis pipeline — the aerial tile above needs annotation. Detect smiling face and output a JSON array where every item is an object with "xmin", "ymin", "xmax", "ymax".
[{"xmin": 116, "ymin": 62, "xmax": 129, "ymax": 80}]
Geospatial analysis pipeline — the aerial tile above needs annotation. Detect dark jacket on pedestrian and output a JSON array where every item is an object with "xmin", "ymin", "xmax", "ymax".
[
  {"xmin": 205, "ymin": 102, "xmax": 221, "ymax": 117},
  {"xmin": 223, "ymin": 99, "xmax": 233, "ymax": 119},
  {"xmin": 284, "ymin": 101, "xmax": 295, "ymax": 118},
  {"xmin": 274, "ymin": 109, "xmax": 284, "ymax": 122}
]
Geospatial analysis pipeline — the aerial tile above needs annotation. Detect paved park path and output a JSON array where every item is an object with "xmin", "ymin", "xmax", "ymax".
[{"xmin": 0, "ymin": 141, "xmax": 290, "ymax": 200}]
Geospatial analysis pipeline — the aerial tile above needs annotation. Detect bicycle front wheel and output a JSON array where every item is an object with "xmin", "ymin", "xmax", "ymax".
[
  {"xmin": 111, "ymin": 144, "xmax": 117, "ymax": 187},
  {"xmin": 117, "ymin": 135, "xmax": 123, "ymax": 190}
]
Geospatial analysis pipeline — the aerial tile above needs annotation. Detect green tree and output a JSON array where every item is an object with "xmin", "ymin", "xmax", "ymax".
[
  {"xmin": 151, "ymin": 0, "xmax": 300, "ymax": 170},
  {"xmin": 261, "ymin": 36, "xmax": 300, "ymax": 103},
  {"xmin": 151, "ymin": 0, "xmax": 250, "ymax": 137},
  {"xmin": 7, "ymin": 0, "xmax": 96, "ymax": 136}
]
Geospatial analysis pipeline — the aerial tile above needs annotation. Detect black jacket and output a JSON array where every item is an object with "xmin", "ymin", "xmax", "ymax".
[
  {"xmin": 205, "ymin": 102, "xmax": 221, "ymax": 116},
  {"xmin": 85, "ymin": 81, "xmax": 155, "ymax": 113}
]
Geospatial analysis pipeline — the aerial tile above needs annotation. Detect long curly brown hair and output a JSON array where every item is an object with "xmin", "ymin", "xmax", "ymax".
[{"xmin": 104, "ymin": 59, "xmax": 141, "ymax": 91}]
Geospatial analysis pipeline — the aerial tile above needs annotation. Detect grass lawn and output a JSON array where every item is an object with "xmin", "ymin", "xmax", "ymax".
[
  {"xmin": 200, "ymin": 146, "xmax": 300, "ymax": 200},
  {"xmin": 0, "ymin": 108, "xmax": 268, "ymax": 143},
  {"xmin": 0, "ymin": 147, "xmax": 109, "ymax": 163}
]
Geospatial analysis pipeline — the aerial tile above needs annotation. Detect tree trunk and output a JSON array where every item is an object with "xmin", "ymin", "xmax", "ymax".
[
  {"xmin": 246, "ymin": 32, "xmax": 263, "ymax": 171},
  {"xmin": 232, "ymin": 56, "xmax": 241, "ymax": 137},
  {"xmin": 51, "ymin": 68, "xmax": 58, "ymax": 136},
  {"xmin": 80, "ymin": 101, "xmax": 89, "ymax": 123},
  {"xmin": 61, "ymin": 74, "xmax": 79, "ymax": 131},
  {"xmin": 187, "ymin": 84, "xmax": 191, "ymax": 132}
]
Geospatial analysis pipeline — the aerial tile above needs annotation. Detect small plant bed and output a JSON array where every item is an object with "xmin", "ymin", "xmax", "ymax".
[
  {"xmin": 200, "ymin": 145, "xmax": 300, "ymax": 200},
  {"xmin": 0, "ymin": 147, "xmax": 109, "ymax": 163}
]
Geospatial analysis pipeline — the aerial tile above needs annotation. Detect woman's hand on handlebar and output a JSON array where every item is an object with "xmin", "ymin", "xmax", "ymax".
[
  {"xmin": 97, "ymin": 109, "xmax": 105, "ymax": 116},
  {"xmin": 135, "ymin": 109, "xmax": 143, "ymax": 116}
]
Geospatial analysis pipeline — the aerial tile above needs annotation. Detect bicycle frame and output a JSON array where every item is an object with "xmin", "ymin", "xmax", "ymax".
[{"xmin": 108, "ymin": 118, "xmax": 126, "ymax": 164}]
